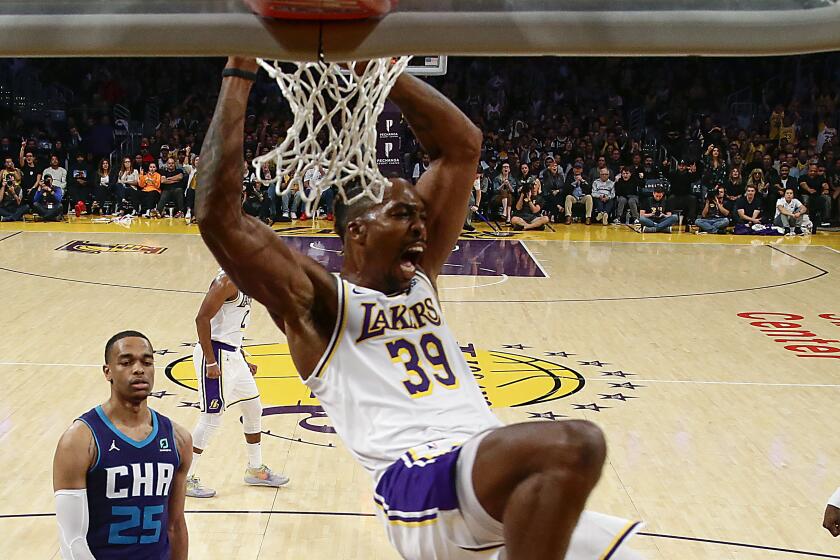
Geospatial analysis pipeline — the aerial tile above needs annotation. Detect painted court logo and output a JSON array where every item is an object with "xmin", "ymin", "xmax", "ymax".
[
  {"xmin": 165, "ymin": 342, "xmax": 643, "ymax": 446},
  {"xmin": 57, "ymin": 240, "xmax": 167, "ymax": 254}
]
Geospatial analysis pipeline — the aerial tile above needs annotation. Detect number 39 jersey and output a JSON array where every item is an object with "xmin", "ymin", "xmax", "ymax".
[{"xmin": 305, "ymin": 271, "xmax": 503, "ymax": 482}]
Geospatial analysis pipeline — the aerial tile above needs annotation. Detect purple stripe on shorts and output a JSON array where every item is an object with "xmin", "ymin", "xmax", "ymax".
[
  {"xmin": 374, "ymin": 446, "xmax": 462, "ymax": 514},
  {"xmin": 386, "ymin": 511, "xmax": 438, "ymax": 524},
  {"xmin": 203, "ymin": 342, "xmax": 226, "ymax": 414}
]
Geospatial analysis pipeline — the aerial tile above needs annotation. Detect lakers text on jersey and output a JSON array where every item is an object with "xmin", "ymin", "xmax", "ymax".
[{"xmin": 305, "ymin": 270, "xmax": 502, "ymax": 482}]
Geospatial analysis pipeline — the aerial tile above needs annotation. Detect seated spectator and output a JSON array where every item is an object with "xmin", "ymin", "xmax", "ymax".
[
  {"xmin": 774, "ymin": 187, "xmax": 808, "ymax": 235},
  {"xmin": 563, "ymin": 162, "xmax": 593, "ymax": 225},
  {"xmin": 663, "ymin": 158, "xmax": 700, "ymax": 232},
  {"xmin": 18, "ymin": 145, "xmax": 41, "ymax": 204},
  {"xmin": 829, "ymin": 157, "xmax": 840, "ymax": 224},
  {"xmin": 725, "ymin": 167, "xmax": 744, "ymax": 202},
  {"xmin": 243, "ymin": 164, "xmax": 272, "ymax": 225},
  {"xmin": 816, "ymin": 162, "xmax": 835, "ymax": 227},
  {"xmin": 0, "ymin": 174, "xmax": 28, "ymax": 222},
  {"xmin": 587, "ymin": 155, "xmax": 609, "ymax": 183},
  {"xmin": 117, "ymin": 157, "xmax": 140, "ymax": 215},
  {"xmin": 156, "ymin": 157, "xmax": 185, "ymax": 217},
  {"xmin": 32, "ymin": 176, "xmax": 63, "ymax": 221},
  {"xmin": 733, "ymin": 185, "xmax": 763, "ymax": 233},
  {"xmin": 463, "ymin": 167, "xmax": 483, "ymax": 232},
  {"xmin": 701, "ymin": 144, "xmax": 728, "ymax": 190},
  {"xmin": 798, "ymin": 163, "xmax": 829, "ymax": 227},
  {"xmin": 184, "ymin": 155, "xmax": 199, "ymax": 223},
  {"xmin": 745, "ymin": 168, "xmax": 768, "ymax": 197},
  {"xmin": 695, "ymin": 184, "xmax": 731, "ymax": 234},
  {"xmin": 491, "ymin": 162, "xmax": 517, "ymax": 223},
  {"xmin": 759, "ymin": 153, "xmax": 780, "ymax": 186},
  {"xmin": 42, "ymin": 155, "xmax": 67, "ymax": 197},
  {"xmin": 510, "ymin": 180, "xmax": 549, "ymax": 231},
  {"xmin": 138, "ymin": 162, "xmax": 162, "ymax": 217},
  {"xmin": 93, "ymin": 159, "xmax": 119, "ymax": 214},
  {"xmin": 636, "ymin": 186, "xmax": 678, "ymax": 233},
  {"xmin": 614, "ymin": 167, "xmax": 642, "ymax": 225},
  {"xmin": 538, "ymin": 156, "xmax": 565, "ymax": 222},
  {"xmin": 591, "ymin": 167, "xmax": 616, "ymax": 226},
  {"xmin": 411, "ymin": 152, "xmax": 430, "ymax": 184},
  {"xmin": 0, "ymin": 158, "xmax": 22, "ymax": 201},
  {"xmin": 67, "ymin": 153, "xmax": 92, "ymax": 213}
]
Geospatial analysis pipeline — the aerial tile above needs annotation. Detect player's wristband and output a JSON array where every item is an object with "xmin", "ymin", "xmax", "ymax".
[
  {"xmin": 205, "ymin": 362, "xmax": 218, "ymax": 368},
  {"xmin": 829, "ymin": 487, "xmax": 840, "ymax": 508},
  {"xmin": 222, "ymin": 67, "xmax": 258, "ymax": 81}
]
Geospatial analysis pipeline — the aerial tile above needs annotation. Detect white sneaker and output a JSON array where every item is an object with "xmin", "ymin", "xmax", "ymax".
[
  {"xmin": 245, "ymin": 464, "xmax": 290, "ymax": 488},
  {"xmin": 185, "ymin": 209, "xmax": 191, "ymax": 223},
  {"xmin": 185, "ymin": 475, "xmax": 216, "ymax": 498},
  {"xmin": 290, "ymin": 212, "xmax": 297, "ymax": 220}
]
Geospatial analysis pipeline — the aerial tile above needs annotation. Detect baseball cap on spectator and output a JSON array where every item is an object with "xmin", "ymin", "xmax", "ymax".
[
  {"xmin": 573, "ymin": 162, "xmax": 583, "ymax": 168},
  {"xmin": 545, "ymin": 156, "xmax": 555, "ymax": 164},
  {"xmin": 160, "ymin": 145, "xmax": 170, "ymax": 151},
  {"xmin": 780, "ymin": 162, "xmax": 790, "ymax": 169},
  {"xmin": 140, "ymin": 141, "xmax": 149, "ymax": 149},
  {"xmin": 678, "ymin": 159, "xmax": 687, "ymax": 165}
]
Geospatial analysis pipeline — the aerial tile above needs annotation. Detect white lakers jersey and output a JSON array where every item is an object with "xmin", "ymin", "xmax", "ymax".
[
  {"xmin": 210, "ymin": 286, "xmax": 251, "ymax": 348},
  {"xmin": 305, "ymin": 271, "xmax": 503, "ymax": 481}
]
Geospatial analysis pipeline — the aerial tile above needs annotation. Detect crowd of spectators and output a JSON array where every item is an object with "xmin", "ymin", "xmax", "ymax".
[{"xmin": 0, "ymin": 54, "xmax": 838, "ymax": 234}]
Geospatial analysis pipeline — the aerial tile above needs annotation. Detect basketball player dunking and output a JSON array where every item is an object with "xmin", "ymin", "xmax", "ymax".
[
  {"xmin": 185, "ymin": 269, "xmax": 289, "ymax": 498},
  {"xmin": 52, "ymin": 331, "xmax": 190, "ymax": 559},
  {"xmin": 196, "ymin": 57, "xmax": 643, "ymax": 559}
]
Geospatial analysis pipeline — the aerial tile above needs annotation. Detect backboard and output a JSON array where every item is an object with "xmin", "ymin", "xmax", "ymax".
[{"xmin": 0, "ymin": 1, "xmax": 837, "ymax": 58}]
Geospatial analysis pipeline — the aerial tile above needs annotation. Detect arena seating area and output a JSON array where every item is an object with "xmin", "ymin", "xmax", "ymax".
[{"xmin": 0, "ymin": 54, "xmax": 838, "ymax": 232}]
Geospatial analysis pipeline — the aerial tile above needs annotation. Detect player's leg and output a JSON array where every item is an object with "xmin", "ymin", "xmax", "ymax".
[
  {"xmin": 187, "ymin": 412, "xmax": 222, "ymax": 497},
  {"xmin": 470, "ymin": 420, "xmax": 606, "ymax": 559},
  {"xmin": 186, "ymin": 343, "xmax": 221, "ymax": 498},
  {"xmin": 225, "ymin": 350, "xmax": 290, "ymax": 488},
  {"xmin": 237, "ymin": 396, "xmax": 288, "ymax": 487}
]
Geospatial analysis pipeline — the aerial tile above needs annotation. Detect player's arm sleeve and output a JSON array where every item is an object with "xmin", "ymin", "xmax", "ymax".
[
  {"xmin": 828, "ymin": 487, "xmax": 840, "ymax": 508},
  {"xmin": 54, "ymin": 489, "xmax": 95, "ymax": 560}
]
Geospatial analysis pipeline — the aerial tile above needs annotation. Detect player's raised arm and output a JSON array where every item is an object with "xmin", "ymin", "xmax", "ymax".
[
  {"xmin": 196, "ymin": 57, "xmax": 336, "ymax": 330},
  {"xmin": 53, "ymin": 421, "xmax": 97, "ymax": 560},
  {"xmin": 167, "ymin": 423, "xmax": 192, "ymax": 560},
  {"xmin": 388, "ymin": 73, "xmax": 482, "ymax": 281}
]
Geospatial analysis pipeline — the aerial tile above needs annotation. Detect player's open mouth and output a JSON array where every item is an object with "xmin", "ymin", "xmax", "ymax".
[{"xmin": 399, "ymin": 244, "xmax": 424, "ymax": 275}]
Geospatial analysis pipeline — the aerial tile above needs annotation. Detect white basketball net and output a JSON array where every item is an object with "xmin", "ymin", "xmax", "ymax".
[{"xmin": 254, "ymin": 56, "xmax": 412, "ymax": 215}]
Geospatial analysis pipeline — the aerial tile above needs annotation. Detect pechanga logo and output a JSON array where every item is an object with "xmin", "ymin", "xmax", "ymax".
[
  {"xmin": 57, "ymin": 240, "xmax": 167, "ymax": 255},
  {"xmin": 166, "ymin": 343, "xmax": 585, "ymax": 443}
]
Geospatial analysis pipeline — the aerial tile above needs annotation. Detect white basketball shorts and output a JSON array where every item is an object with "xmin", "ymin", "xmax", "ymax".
[
  {"xmin": 373, "ymin": 430, "xmax": 644, "ymax": 560},
  {"xmin": 192, "ymin": 341, "xmax": 259, "ymax": 414}
]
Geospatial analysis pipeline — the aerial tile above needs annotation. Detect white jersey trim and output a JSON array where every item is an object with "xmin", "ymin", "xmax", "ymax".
[{"xmin": 308, "ymin": 276, "xmax": 347, "ymax": 380}]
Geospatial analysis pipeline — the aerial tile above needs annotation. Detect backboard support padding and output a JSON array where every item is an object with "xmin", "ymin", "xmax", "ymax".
[{"xmin": 0, "ymin": 6, "xmax": 838, "ymax": 58}]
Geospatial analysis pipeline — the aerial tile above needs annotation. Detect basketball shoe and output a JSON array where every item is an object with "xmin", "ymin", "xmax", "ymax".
[
  {"xmin": 245, "ymin": 465, "xmax": 289, "ymax": 487},
  {"xmin": 185, "ymin": 475, "xmax": 216, "ymax": 498}
]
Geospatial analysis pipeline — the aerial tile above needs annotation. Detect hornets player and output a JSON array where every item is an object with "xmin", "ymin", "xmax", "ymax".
[
  {"xmin": 197, "ymin": 57, "xmax": 643, "ymax": 559},
  {"xmin": 185, "ymin": 269, "xmax": 288, "ymax": 498},
  {"xmin": 52, "ymin": 331, "xmax": 190, "ymax": 559}
]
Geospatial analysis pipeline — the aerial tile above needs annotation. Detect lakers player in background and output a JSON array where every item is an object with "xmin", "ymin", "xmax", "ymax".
[
  {"xmin": 185, "ymin": 269, "xmax": 289, "ymax": 498},
  {"xmin": 52, "ymin": 331, "xmax": 190, "ymax": 559},
  {"xmin": 197, "ymin": 57, "xmax": 643, "ymax": 559}
]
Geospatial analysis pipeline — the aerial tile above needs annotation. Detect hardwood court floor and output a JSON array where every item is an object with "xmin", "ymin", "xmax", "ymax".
[{"xmin": 1, "ymin": 218, "xmax": 839, "ymax": 559}]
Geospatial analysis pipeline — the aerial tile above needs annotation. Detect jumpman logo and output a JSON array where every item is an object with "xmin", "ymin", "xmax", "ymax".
[{"xmin": 109, "ymin": 440, "xmax": 120, "ymax": 452}]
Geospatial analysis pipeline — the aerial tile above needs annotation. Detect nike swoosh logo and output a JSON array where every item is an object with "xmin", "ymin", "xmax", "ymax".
[{"xmin": 352, "ymin": 288, "xmax": 365, "ymax": 295}]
